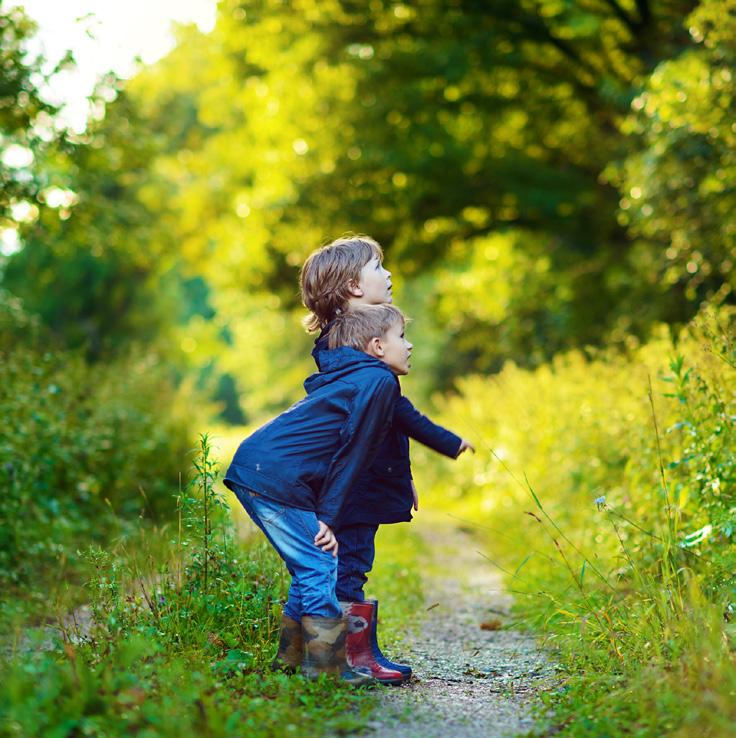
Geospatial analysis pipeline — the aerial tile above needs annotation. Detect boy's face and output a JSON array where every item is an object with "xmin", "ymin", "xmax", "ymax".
[
  {"xmin": 375, "ymin": 321, "xmax": 412, "ymax": 375},
  {"xmin": 350, "ymin": 257, "xmax": 392, "ymax": 305}
]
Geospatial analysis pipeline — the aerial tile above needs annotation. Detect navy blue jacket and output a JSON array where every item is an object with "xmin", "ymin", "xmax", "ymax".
[
  {"xmin": 312, "ymin": 325, "xmax": 461, "ymax": 528},
  {"xmin": 224, "ymin": 348, "xmax": 399, "ymax": 528}
]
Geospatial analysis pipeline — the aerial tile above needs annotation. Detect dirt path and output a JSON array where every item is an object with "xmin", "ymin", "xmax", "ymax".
[{"xmin": 363, "ymin": 517, "xmax": 555, "ymax": 738}]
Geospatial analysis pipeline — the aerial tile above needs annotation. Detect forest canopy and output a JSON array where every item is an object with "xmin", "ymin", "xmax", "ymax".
[{"xmin": 2, "ymin": 0, "xmax": 734, "ymax": 417}]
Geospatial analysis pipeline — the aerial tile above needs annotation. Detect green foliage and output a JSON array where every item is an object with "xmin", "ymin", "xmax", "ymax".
[
  {"xmin": 79, "ymin": 0, "xmax": 733, "ymax": 394},
  {"xmin": 4, "ymin": 1, "xmax": 736, "ymax": 407},
  {"xmin": 415, "ymin": 306, "xmax": 736, "ymax": 736},
  {"xmin": 0, "ymin": 436, "xmax": 424, "ymax": 738},
  {"xmin": 0, "ymin": 291, "xmax": 195, "ymax": 588},
  {"xmin": 3, "ymin": 78, "xmax": 186, "ymax": 359},
  {"xmin": 1, "ymin": 642, "xmax": 373, "ymax": 738},
  {"xmin": 607, "ymin": 0, "xmax": 736, "ymax": 330},
  {"xmin": 0, "ymin": 6, "xmax": 69, "ymax": 225}
]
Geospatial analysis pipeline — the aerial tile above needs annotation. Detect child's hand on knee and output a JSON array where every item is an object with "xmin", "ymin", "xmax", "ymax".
[{"xmin": 315, "ymin": 521, "xmax": 338, "ymax": 557}]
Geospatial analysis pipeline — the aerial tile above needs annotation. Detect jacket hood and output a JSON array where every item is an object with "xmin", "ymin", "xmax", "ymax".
[
  {"xmin": 304, "ymin": 346, "xmax": 394, "ymax": 394},
  {"xmin": 311, "ymin": 323, "xmax": 332, "ymax": 368}
]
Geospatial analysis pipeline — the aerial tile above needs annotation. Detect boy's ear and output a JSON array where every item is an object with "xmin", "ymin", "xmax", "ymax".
[
  {"xmin": 347, "ymin": 278, "xmax": 364, "ymax": 298},
  {"xmin": 364, "ymin": 336, "xmax": 384, "ymax": 358}
]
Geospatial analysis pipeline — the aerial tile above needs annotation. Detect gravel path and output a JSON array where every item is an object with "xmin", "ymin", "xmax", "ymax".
[{"xmin": 362, "ymin": 517, "xmax": 556, "ymax": 738}]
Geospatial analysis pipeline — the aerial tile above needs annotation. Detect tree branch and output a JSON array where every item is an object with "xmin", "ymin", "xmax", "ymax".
[{"xmin": 602, "ymin": 0, "xmax": 639, "ymax": 34}]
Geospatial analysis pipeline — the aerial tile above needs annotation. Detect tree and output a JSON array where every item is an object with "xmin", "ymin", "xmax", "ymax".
[
  {"xmin": 3, "ymin": 78, "xmax": 184, "ymax": 358},
  {"xmin": 610, "ymin": 0, "xmax": 736, "ymax": 328},
  {"xmin": 0, "ymin": 6, "xmax": 69, "ymax": 236},
  {"xmin": 137, "ymin": 0, "xmax": 708, "ymax": 389}
]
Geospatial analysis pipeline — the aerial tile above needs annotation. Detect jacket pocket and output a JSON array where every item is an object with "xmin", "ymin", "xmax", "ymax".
[{"xmin": 372, "ymin": 457, "xmax": 411, "ymax": 478}]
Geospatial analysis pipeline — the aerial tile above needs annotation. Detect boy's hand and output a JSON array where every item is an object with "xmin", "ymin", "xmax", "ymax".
[
  {"xmin": 457, "ymin": 438, "xmax": 475, "ymax": 457},
  {"xmin": 411, "ymin": 480, "xmax": 419, "ymax": 511},
  {"xmin": 314, "ymin": 521, "xmax": 338, "ymax": 557}
]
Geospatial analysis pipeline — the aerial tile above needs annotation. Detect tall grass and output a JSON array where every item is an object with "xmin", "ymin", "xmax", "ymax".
[
  {"xmin": 415, "ymin": 306, "xmax": 736, "ymax": 736},
  {"xmin": 0, "ymin": 436, "xmax": 375, "ymax": 736}
]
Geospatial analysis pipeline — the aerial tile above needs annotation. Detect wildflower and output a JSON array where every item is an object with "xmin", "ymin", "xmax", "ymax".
[
  {"xmin": 594, "ymin": 495, "xmax": 606, "ymax": 510},
  {"xmin": 157, "ymin": 594, "xmax": 166, "ymax": 606}
]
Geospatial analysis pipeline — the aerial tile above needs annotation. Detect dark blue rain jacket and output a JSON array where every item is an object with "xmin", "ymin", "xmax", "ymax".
[
  {"xmin": 223, "ymin": 348, "xmax": 399, "ymax": 528},
  {"xmin": 312, "ymin": 324, "xmax": 461, "ymax": 528}
]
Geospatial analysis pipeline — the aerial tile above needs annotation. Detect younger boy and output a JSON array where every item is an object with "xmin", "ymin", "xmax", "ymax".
[
  {"xmin": 224, "ymin": 304, "xmax": 412, "ymax": 684},
  {"xmin": 296, "ymin": 236, "xmax": 473, "ymax": 685}
]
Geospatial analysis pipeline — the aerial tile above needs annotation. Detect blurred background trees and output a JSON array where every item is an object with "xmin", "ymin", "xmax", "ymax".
[{"xmin": 2, "ymin": 0, "xmax": 734, "ymax": 416}]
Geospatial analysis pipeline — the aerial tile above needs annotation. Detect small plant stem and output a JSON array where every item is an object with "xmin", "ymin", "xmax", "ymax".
[
  {"xmin": 177, "ymin": 473, "xmax": 183, "ymax": 592},
  {"xmin": 647, "ymin": 374, "xmax": 676, "ymax": 538},
  {"xmin": 607, "ymin": 511, "xmax": 645, "ymax": 591},
  {"xmin": 139, "ymin": 578, "xmax": 155, "ymax": 619},
  {"xmin": 524, "ymin": 474, "xmax": 614, "ymax": 591},
  {"xmin": 202, "ymin": 437, "xmax": 210, "ymax": 596},
  {"xmin": 605, "ymin": 507, "xmax": 661, "ymax": 540},
  {"xmin": 446, "ymin": 512, "xmax": 560, "ymax": 566}
]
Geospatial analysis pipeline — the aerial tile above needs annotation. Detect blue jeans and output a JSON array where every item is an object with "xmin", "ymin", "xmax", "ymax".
[
  {"xmin": 336, "ymin": 524, "xmax": 379, "ymax": 601},
  {"xmin": 234, "ymin": 486, "xmax": 341, "ymax": 619}
]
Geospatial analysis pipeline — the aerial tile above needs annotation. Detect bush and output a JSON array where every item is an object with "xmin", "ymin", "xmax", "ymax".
[
  {"xmin": 0, "ymin": 290, "xmax": 195, "ymax": 588},
  {"xmin": 415, "ymin": 305, "xmax": 736, "ymax": 736}
]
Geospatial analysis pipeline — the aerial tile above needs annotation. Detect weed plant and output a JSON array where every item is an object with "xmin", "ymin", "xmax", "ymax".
[
  {"xmin": 1, "ymin": 435, "xmax": 424, "ymax": 737},
  {"xmin": 414, "ymin": 306, "xmax": 736, "ymax": 737}
]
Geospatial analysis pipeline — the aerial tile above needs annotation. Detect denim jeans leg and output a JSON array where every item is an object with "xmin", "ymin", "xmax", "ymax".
[
  {"xmin": 233, "ymin": 487, "xmax": 302, "ymax": 619},
  {"xmin": 336, "ymin": 524, "xmax": 379, "ymax": 601},
  {"xmin": 234, "ymin": 486, "xmax": 340, "ymax": 618},
  {"xmin": 255, "ymin": 501, "xmax": 340, "ymax": 618}
]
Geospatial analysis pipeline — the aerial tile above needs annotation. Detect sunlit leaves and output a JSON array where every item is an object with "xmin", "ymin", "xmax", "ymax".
[
  {"xmin": 615, "ymin": 0, "xmax": 736, "ymax": 309},
  {"xmin": 0, "ymin": 7, "xmax": 67, "ymax": 234}
]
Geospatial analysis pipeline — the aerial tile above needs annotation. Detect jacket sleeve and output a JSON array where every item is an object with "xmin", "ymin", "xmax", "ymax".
[
  {"xmin": 316, "ymin": 375, "xmax": 399, "ymax": 528},
  {"xmin": 393, "ymin": 395, "xmax": 462, "ymax": 458}
]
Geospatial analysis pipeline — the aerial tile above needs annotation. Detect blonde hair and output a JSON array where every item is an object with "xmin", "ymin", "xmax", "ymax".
[
  {"xmin": 328, "ymin": 304, "xmax": 406, "ymax": 351},
  {"xmin": 300, "ymin": 235, "xmax": 384, "ymax": 333}
]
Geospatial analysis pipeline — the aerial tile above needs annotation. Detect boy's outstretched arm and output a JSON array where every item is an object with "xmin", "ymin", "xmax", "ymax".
[
  {"xmin": 316, "ymin": 375, "xmax": 399, "ymax": 529},
  {"xmin": 393, "ymin": 395, "xmax": 472, "ymax": 458}
]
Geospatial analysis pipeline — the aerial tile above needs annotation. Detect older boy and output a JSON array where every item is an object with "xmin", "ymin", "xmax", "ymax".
[
  {"xmin": 224, "ymin": 305, "xmax": 411, "ymax": 684},
  {"xmin": 298, "ymin": 236, "xmax": 473, "ymax": 685}
]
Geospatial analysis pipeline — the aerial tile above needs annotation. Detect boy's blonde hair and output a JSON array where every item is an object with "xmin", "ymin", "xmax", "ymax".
[
  {"xmin": 300, "ymin": 235, "xmax": 384, "ymax": 333},
  {"xmin": 328, "ymin": 304, "xmax": 406, "ymax": 351}
]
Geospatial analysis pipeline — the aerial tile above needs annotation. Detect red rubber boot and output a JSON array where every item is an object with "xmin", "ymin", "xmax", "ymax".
[{"xmin": 341, "ymin": 601, "xmax": 408, "ymax": 685}]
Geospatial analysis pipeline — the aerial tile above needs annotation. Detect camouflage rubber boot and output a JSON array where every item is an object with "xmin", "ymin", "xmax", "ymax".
[
  {"xmin": 271, "ymin": 613, "xmax": 302, "ymax": 673},
  {"xmin": 301, "ymin": 615, "xmax": 375, "ymax": 686}
]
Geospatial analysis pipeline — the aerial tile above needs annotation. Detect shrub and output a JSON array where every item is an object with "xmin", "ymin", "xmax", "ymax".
[
  {"xmin": 0, "ymin": 290, "xmax": 195, "ymax": 588},
  {"xmin": 414, "ymin": 306, "xmax": 736, "ymax": 736}
]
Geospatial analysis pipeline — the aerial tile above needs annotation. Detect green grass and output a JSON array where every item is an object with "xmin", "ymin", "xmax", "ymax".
[
  {"xmin": 1, "ymin": 435, "xmax": 426, "ymax": 738},
  {"xmin": 413, "ymin": 307, "xmax": 736, "ymax": 738}
]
